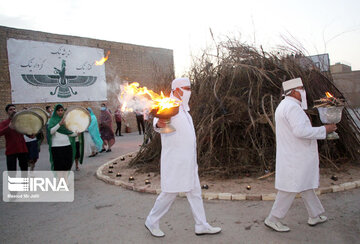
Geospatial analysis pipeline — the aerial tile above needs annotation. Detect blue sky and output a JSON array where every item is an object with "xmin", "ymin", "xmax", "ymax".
[{"xmin": 0, "ymin": 0, "xmax": 359, "ymax": 75}]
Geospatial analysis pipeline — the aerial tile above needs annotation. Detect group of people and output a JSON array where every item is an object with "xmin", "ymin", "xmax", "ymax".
[
  {"xmin": 1, "ymin": 76, "xmax": 338, "ymax": 237},
  {"xmin": 0, "ymin": 102, "xmax": 125, "ymax": 173},
  {"xmin": 48, "ymin": 104, "xmax": 120, "ymax": 171},
  {"xmin": 115, "ymin": 104, "xmax": 151, "ymax": 142}
]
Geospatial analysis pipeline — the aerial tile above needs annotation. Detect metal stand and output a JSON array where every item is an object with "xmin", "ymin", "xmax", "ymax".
[{"xmin": 158, "ymin": 119, "xmax": 176, "ymax": 134}]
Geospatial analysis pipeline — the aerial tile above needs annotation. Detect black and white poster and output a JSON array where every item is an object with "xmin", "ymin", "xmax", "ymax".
[{"xmin": 7, "ymin": 38, "xmax": 107, "ymax": 103}]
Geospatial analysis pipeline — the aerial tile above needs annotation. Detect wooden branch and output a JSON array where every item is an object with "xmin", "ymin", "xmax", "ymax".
[{"xmin": 257, "ymin": 171, "xmax": 275, "ymax": 180}]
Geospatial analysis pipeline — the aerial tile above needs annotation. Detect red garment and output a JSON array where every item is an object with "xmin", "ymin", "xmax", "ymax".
[
  {"xmin": 0, "ymin": 118, "xmax": 28, "ymax": 155},
  {"xmin": 114, "ymin": 109, "xmax": 122, "ymax": 122},
  {"xmin": 100, "ymin": 110, "xmax": 114, "ymax": 141},
  {"xmin": 100, "ymin": 110, "xmax": 112, "ymax": 128}
]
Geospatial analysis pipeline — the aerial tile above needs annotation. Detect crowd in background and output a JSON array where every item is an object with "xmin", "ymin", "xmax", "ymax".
[{"xmin": 0, "ymin": 103, "xmax": 152, "ymax": 173}]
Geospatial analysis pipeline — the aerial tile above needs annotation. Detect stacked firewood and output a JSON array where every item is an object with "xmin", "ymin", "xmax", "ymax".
[{"xmin": 129, "ymin": 37, "xmax": 360, "ymax": 178}]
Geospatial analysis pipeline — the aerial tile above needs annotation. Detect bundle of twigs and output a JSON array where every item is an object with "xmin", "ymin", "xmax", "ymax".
[
  {"xmin": 129, "ymin": 37, "xmax": 360, "ymax": 178},
  {"xmin": 314, "ymin": 94, "xmax": 345, "ymax": 108}
]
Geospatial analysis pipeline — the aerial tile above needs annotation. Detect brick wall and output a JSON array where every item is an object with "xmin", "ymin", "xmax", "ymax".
[{"xmin": 0, "ymin": 26, "xmax": 174, "ymax": 148}]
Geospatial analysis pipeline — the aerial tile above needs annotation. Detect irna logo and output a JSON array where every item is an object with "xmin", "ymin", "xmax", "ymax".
[{"xmin": 8, "ymin": 176, "xmax": 69, "ymax": 192}]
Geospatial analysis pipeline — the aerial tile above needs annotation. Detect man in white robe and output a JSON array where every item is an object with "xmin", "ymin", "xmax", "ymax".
[
  {"xmin": 264, "ymin": 78, "xmax": 337, "ymax": 232},
  {"xmin": 145, "ymin": 77, "xmax": 222, "ymax": 237}
]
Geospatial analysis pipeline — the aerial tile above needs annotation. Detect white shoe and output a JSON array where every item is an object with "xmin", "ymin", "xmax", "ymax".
[
  {"xmin": 195, "ymin": 225, "xmax": 222, "ymax": 235},
  {"xmin": 264, "ymin": 218, "xmax": 290, "ymax": 232},
  {"xmin": 145, "ymin": 222, "xmax": 165, "ymax": 237},
  {"xmin": 308, "ymin": 215, "xmax": 327, "ymax": 226}
]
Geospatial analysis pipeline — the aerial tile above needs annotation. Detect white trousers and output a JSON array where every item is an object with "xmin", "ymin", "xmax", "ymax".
[
  {"xmin": 146, "ymin": 178, "xmax": 210, "ymax": 232},
  {"xmin": 84, "ymin": 132, "xmax": 97, "ymax": 156},
  {"xmin": 270, "ymin": 189, "xmax": 325, "ymax": 219}
]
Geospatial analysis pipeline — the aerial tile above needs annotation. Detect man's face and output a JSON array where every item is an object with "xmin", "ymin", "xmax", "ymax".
[
  {"xmin": 7, "ymin": 106, "xmax": 16, "ymax": 118},
  {"xmin": 174, "ymin": 86, "xmax": 191, "ymax": 98},
  {"xmin": 293, "ymin": 86, "xmax": 304, "ymax": 101}
]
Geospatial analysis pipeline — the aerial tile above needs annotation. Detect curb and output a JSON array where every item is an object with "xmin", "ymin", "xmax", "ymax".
[{"xmin": 96, "ymin": 153, "xmax": 360, "ymax": 201}]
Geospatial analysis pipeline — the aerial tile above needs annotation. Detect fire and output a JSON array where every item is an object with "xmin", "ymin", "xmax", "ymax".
[
  {"xmin": 120, "ymin": 82, "xmax": 180, "ymax": 114},
  {"xmin": 325, "ymin": 92, "xmax": 334, "ymax": 98},
  {"xmin": 153, "ymin": 91, "xmax": 181, "ymax": 113},
  {"xmin": 314, "ymin": 91, "xmax": 344, "ymax": 108},
  {"xmin": 95, "ymin": 51, "xmax": 110, "ymax": 65}
]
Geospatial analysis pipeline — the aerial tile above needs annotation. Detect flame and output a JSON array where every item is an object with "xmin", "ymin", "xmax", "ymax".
[
  {"xmin": 325, "ymin": 92, "xmax": 334, "ymax": 98},
  {"xmin": 120, "ymin": 82, "xmax": 180, "ymax": 114},
  {"xmin": 95, "ymin": 51, "xmax": 110, "ymax": 65},
  {"xmin": 153, "ymin": 91, "xmax": 181, "ymax": 113}
]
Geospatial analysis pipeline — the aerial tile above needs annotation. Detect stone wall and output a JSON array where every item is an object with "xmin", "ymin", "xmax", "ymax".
[
  {"xmin": 332, "ymin": 70, "xmax": 360, "ymax": 107},
  {"xmin": 330, "ymin": 63, "xmax": 352, "ymax": 74},
  {"xmin": 0, "ymin": 26, "xmax": 174, "ymax": 148}
]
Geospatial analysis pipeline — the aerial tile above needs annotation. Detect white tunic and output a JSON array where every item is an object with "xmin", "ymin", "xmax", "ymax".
[
  {"xmin": 154, "ymin": 104, "xmax": 198, "ymax": 193},
  {"xmin": 50, "ymin": 123, "xmax": 77, "ymax": 147},
  {"xmin": 275, "ymin": 96, "xmax": 326, "ymax": 192}
]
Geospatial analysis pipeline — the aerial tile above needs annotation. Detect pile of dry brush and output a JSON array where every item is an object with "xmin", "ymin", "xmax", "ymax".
[{"xmin": 129, "ymin": 38, "xmax": 360, "ymax": 178}]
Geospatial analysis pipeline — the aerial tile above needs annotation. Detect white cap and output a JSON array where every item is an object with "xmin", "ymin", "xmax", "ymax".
[
  {"xmin": 171, "ymin": 77, "xmax": 190, "ymax": 90},
  {"xmin": 282, "ymin": 78, "xmax": 303, "ymax": 92}
]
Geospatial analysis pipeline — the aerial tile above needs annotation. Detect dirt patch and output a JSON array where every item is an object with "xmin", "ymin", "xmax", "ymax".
[{"xmin": 102, "ymin": 154, "xmax": 360, "ymax": 194}]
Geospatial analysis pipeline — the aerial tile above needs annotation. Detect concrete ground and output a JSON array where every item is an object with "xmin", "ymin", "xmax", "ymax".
[{"xmin": 0, "ymin": 132, "xmax": 359, "ymax": 244}]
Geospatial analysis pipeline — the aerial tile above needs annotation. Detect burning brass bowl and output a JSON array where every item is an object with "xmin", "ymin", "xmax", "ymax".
[
  {"xmin": 151, "ymin": 105, "xmax": 180, "ymax": 120},
  {"xmin": 151, "ymin": 106, "xmax": 180, "ymax": 134}
]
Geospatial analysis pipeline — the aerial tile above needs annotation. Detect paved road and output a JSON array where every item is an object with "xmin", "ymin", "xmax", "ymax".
[{"xmin": 0, "ymin": 133, "xmax": 359, "ymax": 244}]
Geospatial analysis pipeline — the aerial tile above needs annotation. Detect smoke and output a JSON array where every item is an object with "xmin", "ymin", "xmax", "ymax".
[{"xmin": 117, "ymin": 82, "xmax": 154, "ymax": 114}]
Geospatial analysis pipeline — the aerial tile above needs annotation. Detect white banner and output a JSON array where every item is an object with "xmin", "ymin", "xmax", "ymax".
[{"xmin": 7, "ymin": 38, "xmax": 108, "ymax": 104}]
